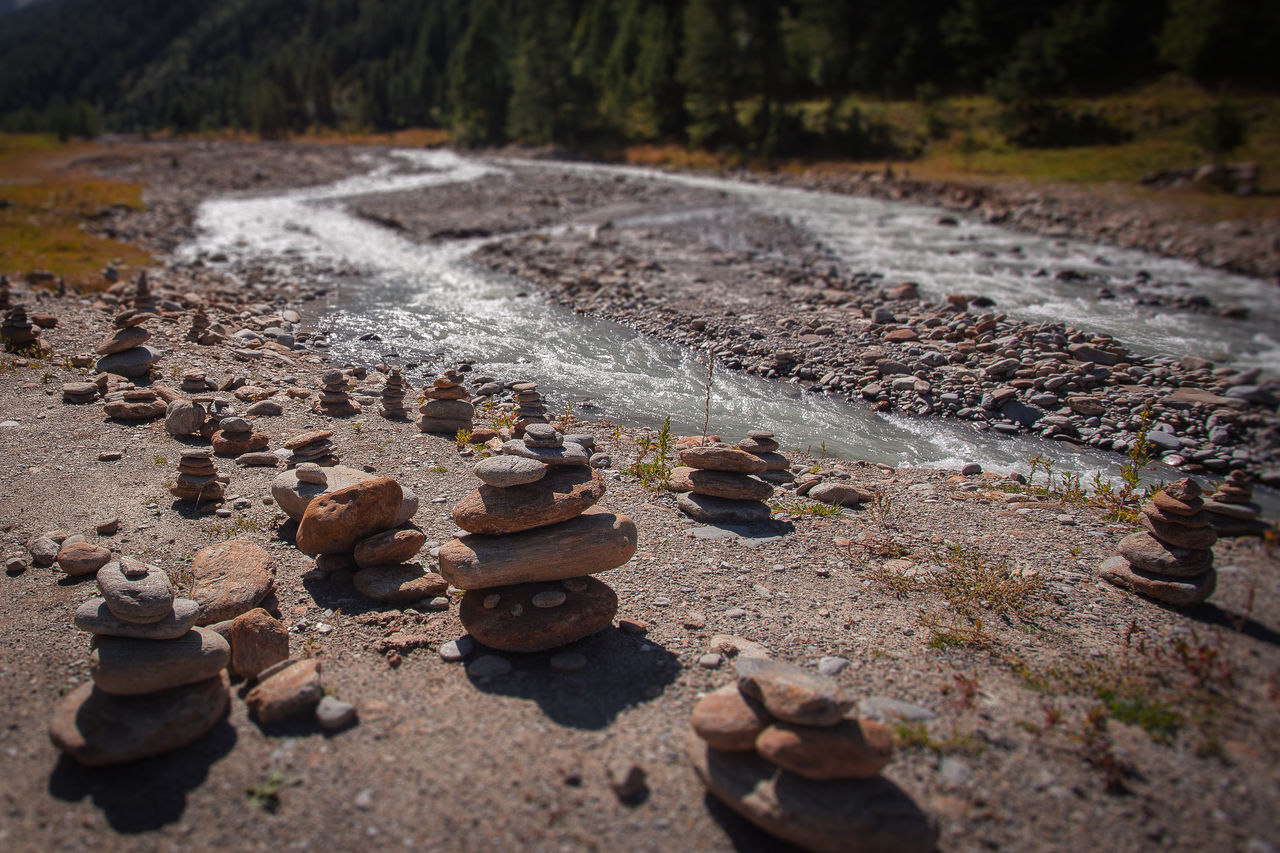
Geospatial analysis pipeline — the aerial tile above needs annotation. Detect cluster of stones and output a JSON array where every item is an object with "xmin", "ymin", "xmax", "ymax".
[
  {"xmin": 378, "ymin": 368, "xmax": 412, "ymax": 419},
  {"xmin": 417, "ymin": 370, "xmax": 473, "ymax": 434},
  {"xmin": 1203, "ymin": 470, "xmax": 1267, "ymax": 536},
  {"xmin": 50, "ymin": 556, "xmax": 231, "ymax": 766},
  {"xmin": 187, "ymin": 308, "xmax": 225, "ymax": 345},
  {"xmin": 95, "ymin": 309, "xmax": 161, "ymax": 378},
  {"xmin": 689, "ymin": 657, "xmax": 935, "ymax": 853},
  {"xmin": 295, "ymin": 477, "xmax": 442, "ymax": 606},
  {"xmin": 211, "ymin": 415, "xmax": 269, "ymax": 456},
  {"xmin": 312, "ymin": 369, "xmax": 360, "ymax": 416},
  {"xmin": 1, "ymin": 304, "xmax": 39, "ymax": 352},
  {"xmin": 284, "ymin": 429, "xmax": 338, "ymax": 468},
  {"xmin": 438, "ymin": 423, "xmax": 638, "ymax": 652},
  {"xmin": 61, "ymin": 381, "xmax": 98, "ymax": 404},
  {"xmin": 170, "ymin": 449, "xmax": 227, "ymax": 505},
  {"xmin": 131, "ymin": 271, "xmax": 158, "ymax": 313},
  {"xmin": 511, "ymin": 381, "xmax": 548, "ymax": 433},
  {"xmin": 1102, "ymin": 478, "xmax": 1217, "ymax": 607},
  {"xmin": 671, "ymin": 437, "xmax": 778, "ymax": 525},
  {"xmin": 272, "ymin": 461, "xmax": 418, "ymax": 529},
  {"xmin": 103, "ymin": 387, "xmax": 167, "ymax": 420},
  {"xmin": 180, "ymin": 369, "xmax": 215, "ymax": 394}
]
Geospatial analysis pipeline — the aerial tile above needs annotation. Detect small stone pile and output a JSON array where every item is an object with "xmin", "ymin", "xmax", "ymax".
[
  {"xmin": 170, "ymin": 449, "xmax": 226, "ymax": 505},
  {"xmin": 103, "ymin": 388, "xmax": 167, "ymax": 420},
  {"xmin": 671, "ymin": 441, "xmax": 774, "ymax": 525},
  {"xmin": 61, "ymin": 381, "xmax": 98, "ymax": 404},
  {"xmin": 1203, "ymin": 471, "xmax": 1267, "ymax": 536},
  {"xmin": 312, "ymin": 369, "xmax": 360, "ymax": 416},
  {"xmin": 438, "ymin": 424, "xmax": 638, "ymax": 653},
  {"xmin": 211, "ymin": 415, "xmax": 269, "ymax": 456},
  {"xmin": 379, "ymin": 368, "xmax": 411, "ymax": 419},
  {"xmin": 132, "ymin": 271, "xmax": 158, "ymax": 313},
  {"xmin": 180, "ymin": 369, "xmax": 214, "ymax": 394},
  {"xmin": 738, "ymin": 430, "xmax": 793, "ymax": 484},
  {"xmin": 689, "ymin": 657, "xmax": 934, "ymax": 853},
  {"xmin": 295, "ymin": 477, "xmax": 443, "ymax": 606},
  {"xmin": 417, "ymin": 370, "xmax": 473, "ymax": 434},
  {"xmin": 2, "ymin": 304, "xmax": 39, "ymax": 352},
  {"xmin": 1102, "ymin": 478, "xmax": 1217, "ymax": 607},
  {"xmin": 95, "ymin": 310, "xmax": 161, "ymax": 378},
  {"xmin": 511, "ymin": 381, "xmax": 548, "ymax": 433},
  {"xmin": 49, "ymin": 556, "xmax": 230, "ymax": 766},
  {"xmin": 187, "ymin": 308, "xmax": 224, "ymax": 345},
  {"xmin": 284, "ymin": 429, "xmax": 338, "ymax": 468}
]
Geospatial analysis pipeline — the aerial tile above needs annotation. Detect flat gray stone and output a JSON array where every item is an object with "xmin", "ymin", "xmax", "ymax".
[
  {"xmin": 96, "ymin": 557, "xmax": 175, "ymax": 624},
  {"xmin": 95, "ymin": 345, "xmax": 162, "ymax": 378},
  {"xmin": 75, "ymin": 597, "xmax": 199, "ymax": 640},
  {"xmin": 474, "ymin": 455, "xmax": 547, "ymax": 488},
  {"xmin": 858, "ymin": 696, "xmax": 938, "ymax": 723}
]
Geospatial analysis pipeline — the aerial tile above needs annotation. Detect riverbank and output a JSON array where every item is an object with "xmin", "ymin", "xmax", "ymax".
[{"xmin": 1, "ymin": 266, "xmax": 1278, "ymax": 852}]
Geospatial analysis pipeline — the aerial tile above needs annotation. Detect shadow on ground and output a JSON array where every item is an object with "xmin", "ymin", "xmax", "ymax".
[{"xmin": 48, "ymin": 719, "xmax": 237, "ymax": 833}]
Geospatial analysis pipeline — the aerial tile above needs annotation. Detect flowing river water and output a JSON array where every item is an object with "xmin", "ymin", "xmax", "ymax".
[{"xmin": 184, "ymin": 149, "xmax": 1280, "ymax": 503}]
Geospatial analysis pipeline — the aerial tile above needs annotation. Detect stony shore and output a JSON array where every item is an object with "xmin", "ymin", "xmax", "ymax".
[{"xmin": 0, "ymin": 139, "xmax": 1276, "ymax": 851}]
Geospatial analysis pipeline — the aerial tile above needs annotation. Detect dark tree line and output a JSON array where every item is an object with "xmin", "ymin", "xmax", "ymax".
[{"xmin": 0, "ymin": 0, "xmax": 1276, "ymax": 152}]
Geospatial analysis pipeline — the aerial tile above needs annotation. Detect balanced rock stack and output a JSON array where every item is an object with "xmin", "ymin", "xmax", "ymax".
[
  {"xmin": 295, "ymin": 477, "xmax": 443, "ymax": 605},
  {"xmin": 379, "ymin": 368, "xmax": 411, "ymax": 419},
  {"xmin": 180, "ymin": 369, "xmax": 214, "ymax": 394},
  {"xmin": 689, "ymin": 657, "xmax": 935, "ymax": 853},
  {"xmin": 50, "ymin": 556, "xmax": 230, "ymax": 766},
  {"xmin": 62, "ymin": 381, "xmax": 98, "ymax": 404},
  {"xmin": 737, "ymin": 430, "xmax": 793, "ymax": 484},
  {"xmin": 284, "ymin": 429, "xmax": 338, "ymax": 468},
  {"xmin": 511, "ymin": 381, "xmax": 548, "ymax": 433},
  {"xmin": 104, "ymin": 388, "xmax": 167, "ymax": 420},
  {"xmin": 312, "ymin": 369, "xmax": 360, "ymax": 417},
  {"xmin": 272, "ymin": 462, "xmax": 418, "ymax": 527},
  {"xmin": 1203, "ymin": 471, "xmax": 1267, "ymax": 537},
  {"xmin": 131, "ymin": 271, "xmax": 158, "ymax": 313},
  {"xmin": 211, "ymin": 415, "xmax": 269, "ymax": 456},
  {"xmin": 2, "ymin": 304, "xmax": 39, "ymax": 352},
  {"xmin": 95, "ymin": 310, "xmax": 161, "ymax": 378},
  {"xmin": 417, "ymin": 370, "xmax": 473, "ymax": 434},
  {"xmin": 671, "ymin": 441, "xmax": 774, "ymax": 525},
  {"xmin": 170, "ymin": 449, "xmax": 227, "ymax": 505},
  {"xmin": 438, "ymin": 423, "xmax": 638, "ymax": 653},
  {"xmin": 187, "ymin": 308, "xmax": 224, "ymax": 345},
  {"xmin": 1101, "ymin": 478, "xmax": 1217, "ymax": 607}
]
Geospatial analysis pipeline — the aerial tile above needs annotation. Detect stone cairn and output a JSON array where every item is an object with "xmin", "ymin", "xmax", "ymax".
[
  {"xmin": 187, "ymin": 308, "xmax": 224, "ymax": 345},
  {"xmin": 180, "ymin": 369, "xmax": 214, "ymax": 395},
  {"xmin": 61, "ymin": 381, "xmax": 98, "ymax": 404},
  {"xmin": 688, "ymin": 657, "xmax": 935, "ymax": 853},
  {"xmin": 312, "ymin": 369, "xmax": 361, "ymax": 416},
  {"xmin": 103, "ymin": 388, "xmax": 167, "ymax": 420},
  {"xmin": 438, "ymin": 423, "xmax": 638, "ymax": 653},
  {"xmin": 131, "ymin": 271, "xmax": 158, "ymax": 313},
  {"xmin": 511, "ymin": 381, "xmax": 548, "ymax": 433},
  {"xmin": 1203, "ymin": 471, "xmax": 1267, "ymax": 537},
  {"xmin": 740, "ymin": 430, "xmax": 793, "ymax": 484},
  {"xmin": 284, "ymin": 429, "xmax": 338, "ymax": 468},
  {"xmin": 1, "ymin": 304, "xmax": 39, "ymax": 352},
  {"xmin": 1101, "ymin": 478, "xmax": 1217, "ymax": 607},
  {"xmin": 417, "ymin": 370, "xmax": 473, "ymax": 435},
  {"xmin": 95, "ymin": 309, "xmax": 161, "ymax": 378},
  {"xmin": 49, "ymin": 556, "xmax": 230, "ymax": 766},
  {"xmin": 672, "ymin": 439, "xmax": 775, "ymax": 525},
  {"xmin": 211, "ymin": 415, "xmax": 269, "ymax": 456},
  {"xmin": 294, "ymin": 476, "xmax": 444, "ymax": 606},
  {"xmin": 170, "ymin": 449, "xmax": 227, "ymax": 505},
  {"xmin": 379, "ymin": 368, "xmax": 411, "ymax": 419}
]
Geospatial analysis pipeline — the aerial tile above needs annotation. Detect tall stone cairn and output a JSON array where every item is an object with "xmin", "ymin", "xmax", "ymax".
[
  {"xmin": 49, "ymin": 556, "xmax": 230, "ymax": 766},
  {"xmin": 671, "ymin": 438, "xmax": 775, "ymax": 525},
  {"xmin": 132, "ymin": 271, "xmax": 158, "ymax": 313},
  {"xmin": 95, "ymin": 309, "xmax": 161, "ymax": 378},
  {"xmin": 417, "ymin": 370, "xmax": 473, "ymax": 434},
  {"xmin": 312, "ymin": 369, "xmax": 361, "ymax": 416},
  {"xmin": 1101, "ymin": 478, "xmax": 1217, "ymax": 607},
  {"xmin": 688, "ymin": 657, "xmax": 936, "ymax": 853},
  {"xmin": 170, "ymin": 449, "xmax": 227, "ymax": 505},
  {"xmin": 1, "ymin": 303, "xmax": 39, "ymax": 352},
  {"xmin": 379, "ymin": 368, "xmax": 411, "ymax": 419},
  {"xmin": 438, "ymin": 423, "xmax": 638, "ymax": 653},
  {"xmin": 511, "ymin": 381, "xmax": 548, "ymax": 434}
]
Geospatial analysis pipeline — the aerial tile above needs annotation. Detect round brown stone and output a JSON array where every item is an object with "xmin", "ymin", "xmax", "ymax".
[
  {"xmin": 669, "ymin": 466, "xmax": 773, "ymax": 502},
  {"xmin": 1141, "ymin": 502, "xmax": 1210, "ymax": 528},
  {"xmin": 691, "ymin": 685, "xmax": 773, "ymax": 751},
  {"xmin": 353, "ymin": 527, "xmax": 426, "ymax": 568},
  {"xmin": 211, "ymin": 430, "xmax": 270, "ymax": 455},
  {"xmin": 56, "ymin": 542, "xmax": 111, "ymax": 576},
  {"xmin": 296, "ymin": 477, "xmax": 403, "ymax": 555},
  {"xmin": 1151, "ymin": 490, "xmax": 1204, "ymax": 517},
  {"xmin": 245, "ymin": 659, "xmax": 323, "ymax": 724},
  {"xmin": 230, "ymin": 608, "xmax": 290, "ymax": 679},
  {"xmin": 459, "ymin": 576, "xmax": 617, "ymax": 653},
  {"xmin": 89, "ymin": 627, "xmax": 230, "ymax": 695},
  {"xmin": 190, "ymin": 540, "xmax": 275, "ymax": 625},
  {"xmin": 452, "ymin": 466, "xmax": 606, "ymax": 535}
]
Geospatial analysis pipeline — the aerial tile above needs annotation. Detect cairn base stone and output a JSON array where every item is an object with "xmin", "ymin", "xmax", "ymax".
[
  {"xmin": 460, "ymin": 576, "xmax": 617, "ymax": 653},
  {"xmin": 1099, "ymin": 555, "xmax": 1216, "ymax": 607}
]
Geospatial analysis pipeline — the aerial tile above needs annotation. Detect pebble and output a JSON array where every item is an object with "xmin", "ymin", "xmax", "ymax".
[
  {"xmin": 467, "ymin": 655, "xmax": 512, "ymax": 678},
  {"xmin": 315, "ymin": 695, "xmax": 358, "ymax": 731},
  {"xmin": 698, "ymin": 653, "xmax": 723, "ymax": 669},
  {"xmin": 817, "ymin": 655, "xmax": 850, "ymax": 676},
  {"xmin": 439, "ymin": 636, "xmax": 475, "ymax": 662}
]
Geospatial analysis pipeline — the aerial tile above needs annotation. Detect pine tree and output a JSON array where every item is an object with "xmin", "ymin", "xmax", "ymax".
[
  {"xmin": 678, "ymin": 0, "xmax": 740, "ymax": 149},
  {"xmin": 446, "ymin": 0, "xmax": 510, "ymax": 146}
]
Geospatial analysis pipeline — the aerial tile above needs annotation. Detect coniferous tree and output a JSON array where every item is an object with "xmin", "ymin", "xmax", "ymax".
[{"xmin": 446, "ymin": 0, "xmax": 510, "ymax": 146}]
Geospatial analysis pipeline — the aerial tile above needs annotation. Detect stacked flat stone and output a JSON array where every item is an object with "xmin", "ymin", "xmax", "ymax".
[
  {"xmin": 379, "ymin": 368, "xmax": 411, "ymax": 419},
  {"xmin": 688, "ymin": 657, "xmax": 934, "ymax": 853},
  {"xmin": 170, "ymin": 449, "xmax": 226, "ymax": 504},
  {"xmin": 211, "ymin": 415, "xmax": 269, "ymax": 456},
  {"xmin": 132, "ymin": 271, "xmax": 158, "ymax": 313},
  {"xmin": 180, "ymin": 369, "xmax": 214, "ymax": 394},
  {"xmin": 187, "ymin": 308, "xmax": 224, "ymax": 344},
  {"xmin": 312, "ymin": 369, "xmax": 361, "ymax": 416},
  {"xmin": 739, "ymin": 430, "xmax": 793, "ymax": 485},
  {"xmin": 1102, "ymin": 478, "xmax": 1217, "ymax": 607},
  {"xmin": 511, "ymin": 381, "xmax": 548, "ymax": 433},
  {"xmin": 417, "ymin": 370, "xmax": 473, "ymax": 434},
  {"xmin": 95, "ymin": 310, "xmax": 161, "ymax": 378},
  {"xmin": 1202, "ymin": 470, "xmax": 1267, "ymax": 536},
  {"xmin": 103, "ymin": 388, "xmax": 167, "ymax": 420},
  {"xmin": 50, "ymin": 555, "xmax": 230, "ymax": 766},
  {"xmin": 438, "ymin": 423, "xmax": 638, "ymax": 653},
  {"xmin": 62, "ymin": 381, "xmax": 98, "ymax": 404},
  {"xmin": 2, "ymin": 304, "xmax": 39, "ymax": 351},
  {"xmin": 284, "ymin": 429, "xmax": 338, "ymax": 468},
  {"xmin": 671, "ymin": 441, "xmax": 774, "ymax": 525}
]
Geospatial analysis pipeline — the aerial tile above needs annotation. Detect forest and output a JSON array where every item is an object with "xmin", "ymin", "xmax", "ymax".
[{"xmin": 0, "ymin": 0, "xmax": 1276, "ymax": 157}]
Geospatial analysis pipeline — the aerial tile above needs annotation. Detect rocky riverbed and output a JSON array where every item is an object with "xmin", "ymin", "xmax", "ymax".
[{"xmin": 0, "ymin": 139, "xmax": 1276, "ymax": 852}]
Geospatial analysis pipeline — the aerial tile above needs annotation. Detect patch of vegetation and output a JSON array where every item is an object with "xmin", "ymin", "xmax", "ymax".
[
  {"xmin": 246, "ymin": 769, "xmax": 299, "ymax": 813},
  {"xmin": 630, "ymin": 414, "xmax": 674, "ymax": 492}
]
